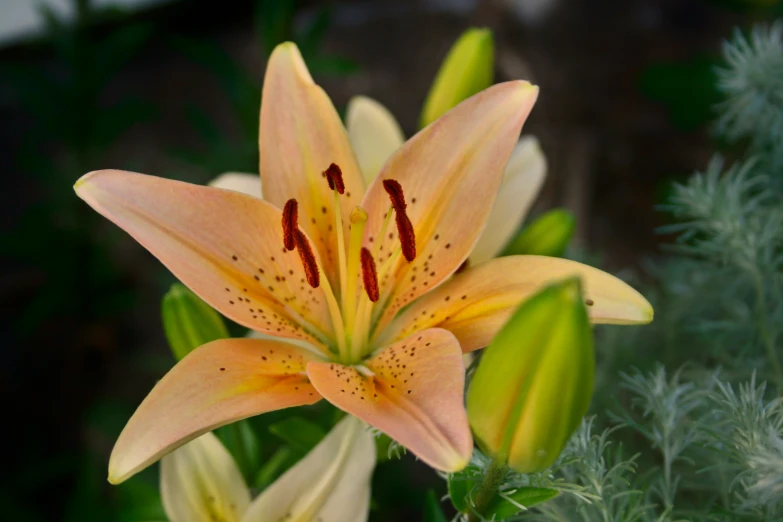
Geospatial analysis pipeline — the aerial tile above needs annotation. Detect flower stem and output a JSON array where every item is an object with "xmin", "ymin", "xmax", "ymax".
[{"xmin": 467, "ymin": 459, "xmax": 507, "ymax": 522}]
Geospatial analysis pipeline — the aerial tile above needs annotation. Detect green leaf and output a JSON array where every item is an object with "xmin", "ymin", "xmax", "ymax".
[
  {"xmin": 447, "ymin": 467, "xmax": 479, "ymax": 513},
  {"xmin": 423, "ymin": 490, "xmax": 449, "ymax": 522},
  {"xmin": 268, "ymin": 417, "xmax": 327, "ymax": 452},
  {"xmin": 161, "ymin": 283, "xmax": 229, "ymax": 360},
  {"xmin": 484, "ymin": 487, "xmax": 559, "ymax": 518},
  {"xmin": 215, "ymin": 420, "xmax": 262, "ymax": 484},
  {"xmin": 253, "ymin": 446, "xmax": 294, "ymax": 489},
  {"xmin": 504, "ymin": 208, "xmax": 576, "ymax": 258}
]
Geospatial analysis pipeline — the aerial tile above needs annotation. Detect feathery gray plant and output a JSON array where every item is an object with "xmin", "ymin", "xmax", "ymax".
[
  {"xmin": 716, "ymin": 22, "xmax": 783, "ymax": 175},
  {"xmin": 705, "ymin": 376, "xmax": 783, "ymax": 518}
]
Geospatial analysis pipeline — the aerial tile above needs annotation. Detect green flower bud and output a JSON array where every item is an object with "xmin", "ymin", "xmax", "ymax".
[
  {"xmin": 161, "ymin": 283, "xmax": 229, "ymax": 360},
  {"xmin": 504, "ymin": 208, "xmax": 576, "ymax": 258},
  {"xmin": 467, "ymin": 278, "xmax": 594, "ymax": 473},
  {"xmin": 419, "ymin": 27, "xmax": 494, "ymax": 128}
]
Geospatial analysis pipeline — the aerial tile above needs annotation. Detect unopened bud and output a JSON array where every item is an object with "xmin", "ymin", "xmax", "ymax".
[
  {"xmin": 162, "ymin": 284, "xmax": 229, "ymax": 360},
  {"xmin": 467, "ymin": 278, "xmax": 594, "ymax": 473},
  {"xmin": 505, "ymin": 209, "xmax": 575, "ymax": 258},
  {"xmin": 420, "ymin": 28, "xmax": 494, "ymax": 128}
]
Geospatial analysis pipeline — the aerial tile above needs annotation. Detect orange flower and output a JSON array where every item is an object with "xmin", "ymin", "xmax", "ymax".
[{"xmin": 75, "ymin": 42, "xmax": 652, "ymax": 485}]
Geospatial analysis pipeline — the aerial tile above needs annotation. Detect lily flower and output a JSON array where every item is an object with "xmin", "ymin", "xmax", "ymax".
[
  {"xmin": 161, "ymin": 415, "xmax": 375, "ymax": 522},
  {"xmin": 75, "ymin": 42, "xmax": 652, "ymax": 485}
]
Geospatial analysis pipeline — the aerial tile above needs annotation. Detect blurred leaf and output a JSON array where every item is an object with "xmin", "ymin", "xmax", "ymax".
[
  {"xmin": 307, "ymin": 55, "xmax": 360, "ymax": 76},
  {"xmin": 92, "ymin": 98, "xmax": 156, "ymax": 152},
  {"xmin": 297, "ymin": 7, "xmax": 331, "ymax": 57},
  {"xmin": 114, "ymin": 475, "xmax": 166, "ymax": 522},
  {"xmin": 256, "ymin": 0, "xmax": 296, "ymax": 55},
  {"xmin": 91, "ymin": 22, "xmax": 153, "ymax": 85},
  {"xmin": 215, "ymin": 420, "xmax": 262, "ymax": 484},
  {"xmin": 640, "ymin": 56, "xmax": 721, "ymax": 130},
  {"xmin": 423, "ymin": 490, "xmax": 449, "ymax": 522},
  {"xmin": 484, "ymin": 487, "xmax": 559, "ymax": 518},
  {"xmin": 172, "ymin": 36, "xmax": 259, "ymax": 136},
  {"xmin": 253, "ymin": 446, "xmax": 294, "ymax": 489},
  {"xmin": 268, "ymin": 417, "xmax": 327, "ymax": 452},
  {"xmin": 62, "ymin": 453, "xmax": 112, "ymax": 522}
]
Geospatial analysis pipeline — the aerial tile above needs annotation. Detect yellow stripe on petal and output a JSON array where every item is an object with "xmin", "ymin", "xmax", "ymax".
[
  {"xmin": 109, "ymin": 338, "xmax": 324, "ymax": 484},
  {"xmin": 75, "ymin": 170, "xmax": 333, "ymax": 348},
  {"xmin": 307, "ymin": 329, "xmax": 472, "ymax": 472},
  {"xmin": 381, "ymin": 255, "xmax": 654, "ymax": 352},
  {"xmin": 259, "ymin": 43, "xmax": 365, "ymax": 286},
  {"xmin": 346, "ymin": 96, "xmax": 405, "ymax": 185}
]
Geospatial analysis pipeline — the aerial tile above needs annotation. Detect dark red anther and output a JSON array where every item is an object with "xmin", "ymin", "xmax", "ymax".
[
  {"xmin": 395, "ymin": 212, "xmax": 416, "ymax": 262},
  {"xmin": 294, "ymin": 229, "xmax": 320, "ymax": 288},
  {"xmin": 382, "ymin": 179, "xmax": 406, "ymax": 212},
  {"xmin": 360, "ymin": 247, "xmax": 380, "ymax": 302},
  {"xmin": 455, "ymin": 259, "xmax": 469, "ymax": 274},
  {"xmin": 324, "ymin": 163, "xmax": 345, "ymax": 194},
  {"xmin": 282, "ymin": 199, "xmax": 298, "ymax": 251}
]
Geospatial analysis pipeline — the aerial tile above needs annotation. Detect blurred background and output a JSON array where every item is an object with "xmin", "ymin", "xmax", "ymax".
[{"xmin": 1, "ymin": 0, "xmax": 780, "ymax": 520}]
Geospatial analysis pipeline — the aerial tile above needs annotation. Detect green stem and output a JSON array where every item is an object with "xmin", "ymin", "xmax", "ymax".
[
  {"xmin": 467, "ymin": 459, "xmax": 508, "ymax": 522},
  {"xmin": 753, "ymin": 271, "xmax": 783, "ymax": 390}
]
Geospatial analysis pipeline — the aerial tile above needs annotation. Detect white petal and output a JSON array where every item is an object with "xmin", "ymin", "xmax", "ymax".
[
  {"xmin": 161, "ymin": 432, "xmax": 251, "ymax": 522},
  {"xmin": 243, "ymin": 416, "xmax": 376, "ymax": 522},
  {"xmin": 346, "ymin": 96, "xmax": 405, "ymax": 185},
  {"xmin": 209, "ymin": 173, "xmax": 263, "ymax": 199},
  {"xmin": 469, "ymin": 135, "xmax": 547, "ymax": 264}
]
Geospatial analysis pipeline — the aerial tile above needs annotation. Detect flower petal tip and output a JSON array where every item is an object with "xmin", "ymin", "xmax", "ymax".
[{"xmin": 73, "ymin": 170, "xmax": 101, "ymax": 193}]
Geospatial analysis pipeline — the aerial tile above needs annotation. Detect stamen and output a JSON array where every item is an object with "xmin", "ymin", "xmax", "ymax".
[
  {"xmin": 360, "ymin": 247, "xmax": 380, "ymax": 302},
  {"xmin": 381, "ymin": 178, "xmax": 416, "ymax": 262},
  {"xmin": 455, "ymin": 259, "xmax": 469, "ymax": 274},
  {"xmin": 282, "ymin": 199, "xmax": 298, "ymax": 251},
  {"xmin": 324, "ymin": 163, "xmax": 345, "ymax": 194},
  {"xmin": 395, "ymin": 212, "xmax": 416, "ymax": 262},
  {"xmin": 382, "ymin": 179, "xmax": 406, "ymax": 212},
  {"xmin": 294, "ymin": 229, "xmax": 320, "ymax": 288}
]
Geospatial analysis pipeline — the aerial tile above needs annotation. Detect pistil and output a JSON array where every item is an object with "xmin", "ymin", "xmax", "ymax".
[{"xmin": 344, "ymin": 206, "xmax": 368, "ymax": 336}]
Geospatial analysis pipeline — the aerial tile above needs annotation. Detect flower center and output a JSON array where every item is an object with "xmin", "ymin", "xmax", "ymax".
[{"xmin": 282, "ymin": 163, "xmax": 416, "ymax": 364}]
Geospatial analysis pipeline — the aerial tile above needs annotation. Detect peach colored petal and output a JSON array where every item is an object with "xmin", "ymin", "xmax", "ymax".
[
  {"xmin": 360, "ymin": 82, "xmax": 538, "ymax": 329},
  {"xmin": 75, "ymin": 169, "xmax": 333, "ymax": 348},
  {"xmin": 379, "ymin": 255, "xmax": 654, "ymax": 352},
  {"xmin": 259, "ymin": 42, "xmax": 365, "ymax": 285},
  {"xmin": 307, "ymin": 329, "xmax": 472, "ymax": 472},
  {"xmin": 109, "ymin": 338, "xmax": 324, "ymax": 484}
]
